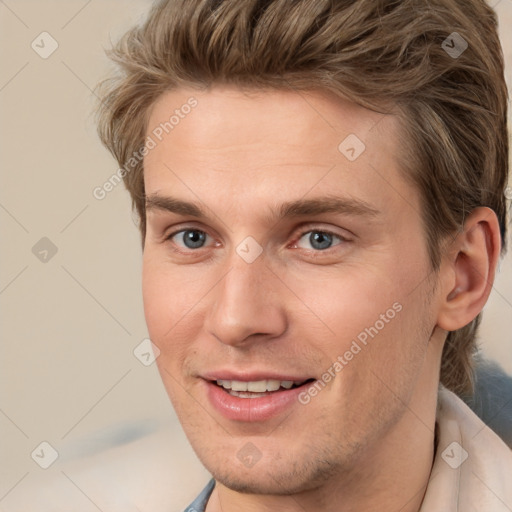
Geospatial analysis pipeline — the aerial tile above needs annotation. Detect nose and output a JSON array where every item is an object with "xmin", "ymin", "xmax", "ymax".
[{"xmin": 203, "ymin": 251, "xmax": 288, "ymax": 347}]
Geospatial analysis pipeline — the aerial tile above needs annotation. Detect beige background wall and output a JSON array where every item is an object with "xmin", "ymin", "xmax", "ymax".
[{"xmin": 0, "ymin": 1, "xmax": 511, "ymax": 510}]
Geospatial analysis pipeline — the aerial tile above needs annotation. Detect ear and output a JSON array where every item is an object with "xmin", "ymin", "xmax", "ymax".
[{"xmin": 436, "ymin": 207, "xmax": 501, "ymax": 332}]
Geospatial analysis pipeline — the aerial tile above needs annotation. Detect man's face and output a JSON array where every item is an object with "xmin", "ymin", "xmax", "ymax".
[{"xmin": 142, "ymin": 86, "xmax": 440, "ymax": 494}]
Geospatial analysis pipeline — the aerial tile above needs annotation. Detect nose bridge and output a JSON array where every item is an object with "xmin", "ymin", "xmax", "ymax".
[{"xmin": 204, "ymin": 248, "xmax": 286, "ymax": 346}]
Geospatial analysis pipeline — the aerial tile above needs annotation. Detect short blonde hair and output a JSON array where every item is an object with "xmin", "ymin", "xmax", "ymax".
[{"xmin": 95, "ymin": 0, "xmax": 509, "ymax": 397}]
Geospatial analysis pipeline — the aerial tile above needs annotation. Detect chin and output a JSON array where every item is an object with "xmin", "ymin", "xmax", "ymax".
[
  {"xmin": 200, "ymin": 448, "xmax": 349, "ymax": 496},
  {"xmin": 212, "ymin": 471, "xmax": 314, "ymax": 495}
]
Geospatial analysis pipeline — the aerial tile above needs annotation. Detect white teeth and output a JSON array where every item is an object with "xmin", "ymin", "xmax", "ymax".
[
  {"xmin": 216, "ymin": 379, "xmax": 306, "ymax": 393},
  {"xmin": 266, "ymin": 379, "xmax": 281, "ymax": 392},
  {"xmin": 247, "ymin": 381, "xmax": 267, "ymax": 392},
  {"xmin": 231, "ymin": 380, "xmax": 248, "ymax": 391},
  {"xmin": 216, "ymin": 379, "xmax": 232, "ymax": 389}
]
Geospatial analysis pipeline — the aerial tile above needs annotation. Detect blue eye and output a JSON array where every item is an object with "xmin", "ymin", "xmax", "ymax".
[
  {"xmin": 171, "ymin": 229, "xmax": 209, "ymax": 249},
  {"xmin": 166, "ymin": 227, "xmax": 344, "ymax": 254},
  {"xmin": 296, "ymin": 230, "xmax": 342, "ymax": 251}
]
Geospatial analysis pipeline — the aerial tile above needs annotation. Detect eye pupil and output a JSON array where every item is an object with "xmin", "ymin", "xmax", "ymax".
[
  {"xmin": 175, "ymin": 229, "xmax": 337, "ymax": 252},
  {"xmin": 183, "ymin": 230, "xmax": 206, "ymax": 249},
  {"xmin": 310, "ymin": 232, "xmax": 332, "ymax": 250}
]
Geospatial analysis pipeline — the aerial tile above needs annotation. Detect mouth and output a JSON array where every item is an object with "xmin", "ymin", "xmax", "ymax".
[
  {"xmin": 213, "ymin": 378, "xmax": 315, "ymax": 398},
  {"xmin": 203, "ymin": 376, "xmax": 317, "ymax": 422}
]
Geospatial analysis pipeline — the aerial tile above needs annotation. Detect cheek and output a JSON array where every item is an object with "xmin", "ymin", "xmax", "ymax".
[
  {"xmin": 289, "ymin": 260, "xmax": 432, "ymax": 381},
  {"xmin": 142, "ymin": 258, "xmax": 193, "ymax": 403},
  {"xmin": 142, "ymin": 259, "xmax": 172, "ymax": 339},
  {"xmin": 142, "ymin": 250, "xmax": 204, "ymax": 339},
  {"xmin": 142, "ymin": 250, "xmax": 213, "ymax": 391},
  {"xmin": 287, "ymin": 265, "xmax": 402, "ymax": 342}
]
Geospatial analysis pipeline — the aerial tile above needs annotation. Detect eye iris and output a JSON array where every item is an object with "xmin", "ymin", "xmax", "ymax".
[
  {"xmin": 183, "ymin": 230, "xmax": 206, "ymax": 249},
  {"xmin": 310, "ymin": 232, "xmax": 332, "ymax": 250}
]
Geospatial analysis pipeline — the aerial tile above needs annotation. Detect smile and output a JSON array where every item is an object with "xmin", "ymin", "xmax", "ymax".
[
  {"xmin": 215, "ymin": 379, "xmax": 310, "ymax": 398},
  {"xmin": 204, "ymin": 377, "xmax": 316, "ymax": 421}
]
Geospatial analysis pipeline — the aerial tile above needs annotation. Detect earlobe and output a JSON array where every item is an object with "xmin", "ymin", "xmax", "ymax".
[{"xmin": 437, "ymin": 207, "xmax": 501, "ymax": 332}]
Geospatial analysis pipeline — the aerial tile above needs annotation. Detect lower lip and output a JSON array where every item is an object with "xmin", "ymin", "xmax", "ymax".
[{"xmin": 204, "ymin": 380, "xmax": 312, "ymax": 422}]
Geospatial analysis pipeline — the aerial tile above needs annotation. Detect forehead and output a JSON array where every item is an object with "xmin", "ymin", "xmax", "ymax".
[
  {"xmin": 143, "ymin": 85, "xmax": 417, "ymax": 223},
  {"xmin": 146, "ymin": 85, "xmax": 391, "ymax": 154}
]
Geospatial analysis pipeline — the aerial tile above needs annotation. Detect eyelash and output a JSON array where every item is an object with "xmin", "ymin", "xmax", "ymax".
[{"xmin": 164, "ymin": 226, "xmax": 348, "ymax": 255}]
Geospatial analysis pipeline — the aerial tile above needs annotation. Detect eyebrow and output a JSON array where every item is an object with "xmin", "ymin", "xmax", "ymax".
[{"xmin": 145, "ymin": 194, "xmax": 381, "ymax": 223}]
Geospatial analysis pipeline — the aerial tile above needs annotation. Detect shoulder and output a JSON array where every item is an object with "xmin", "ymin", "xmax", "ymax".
[{"xmin": 420, "ymin": 386, "xmax": 512, "ymax": 511}]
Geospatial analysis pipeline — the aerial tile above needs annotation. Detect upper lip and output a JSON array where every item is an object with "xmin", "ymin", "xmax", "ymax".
[{"xmin": 201, "ymin": 371, "xmax": 314, "ymax": 382}]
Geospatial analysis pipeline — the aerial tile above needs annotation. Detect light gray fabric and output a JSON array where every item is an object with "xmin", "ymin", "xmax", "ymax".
[{"xmin": 420, "ymin": 386, "xmax": 512, "ymax": 510}]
